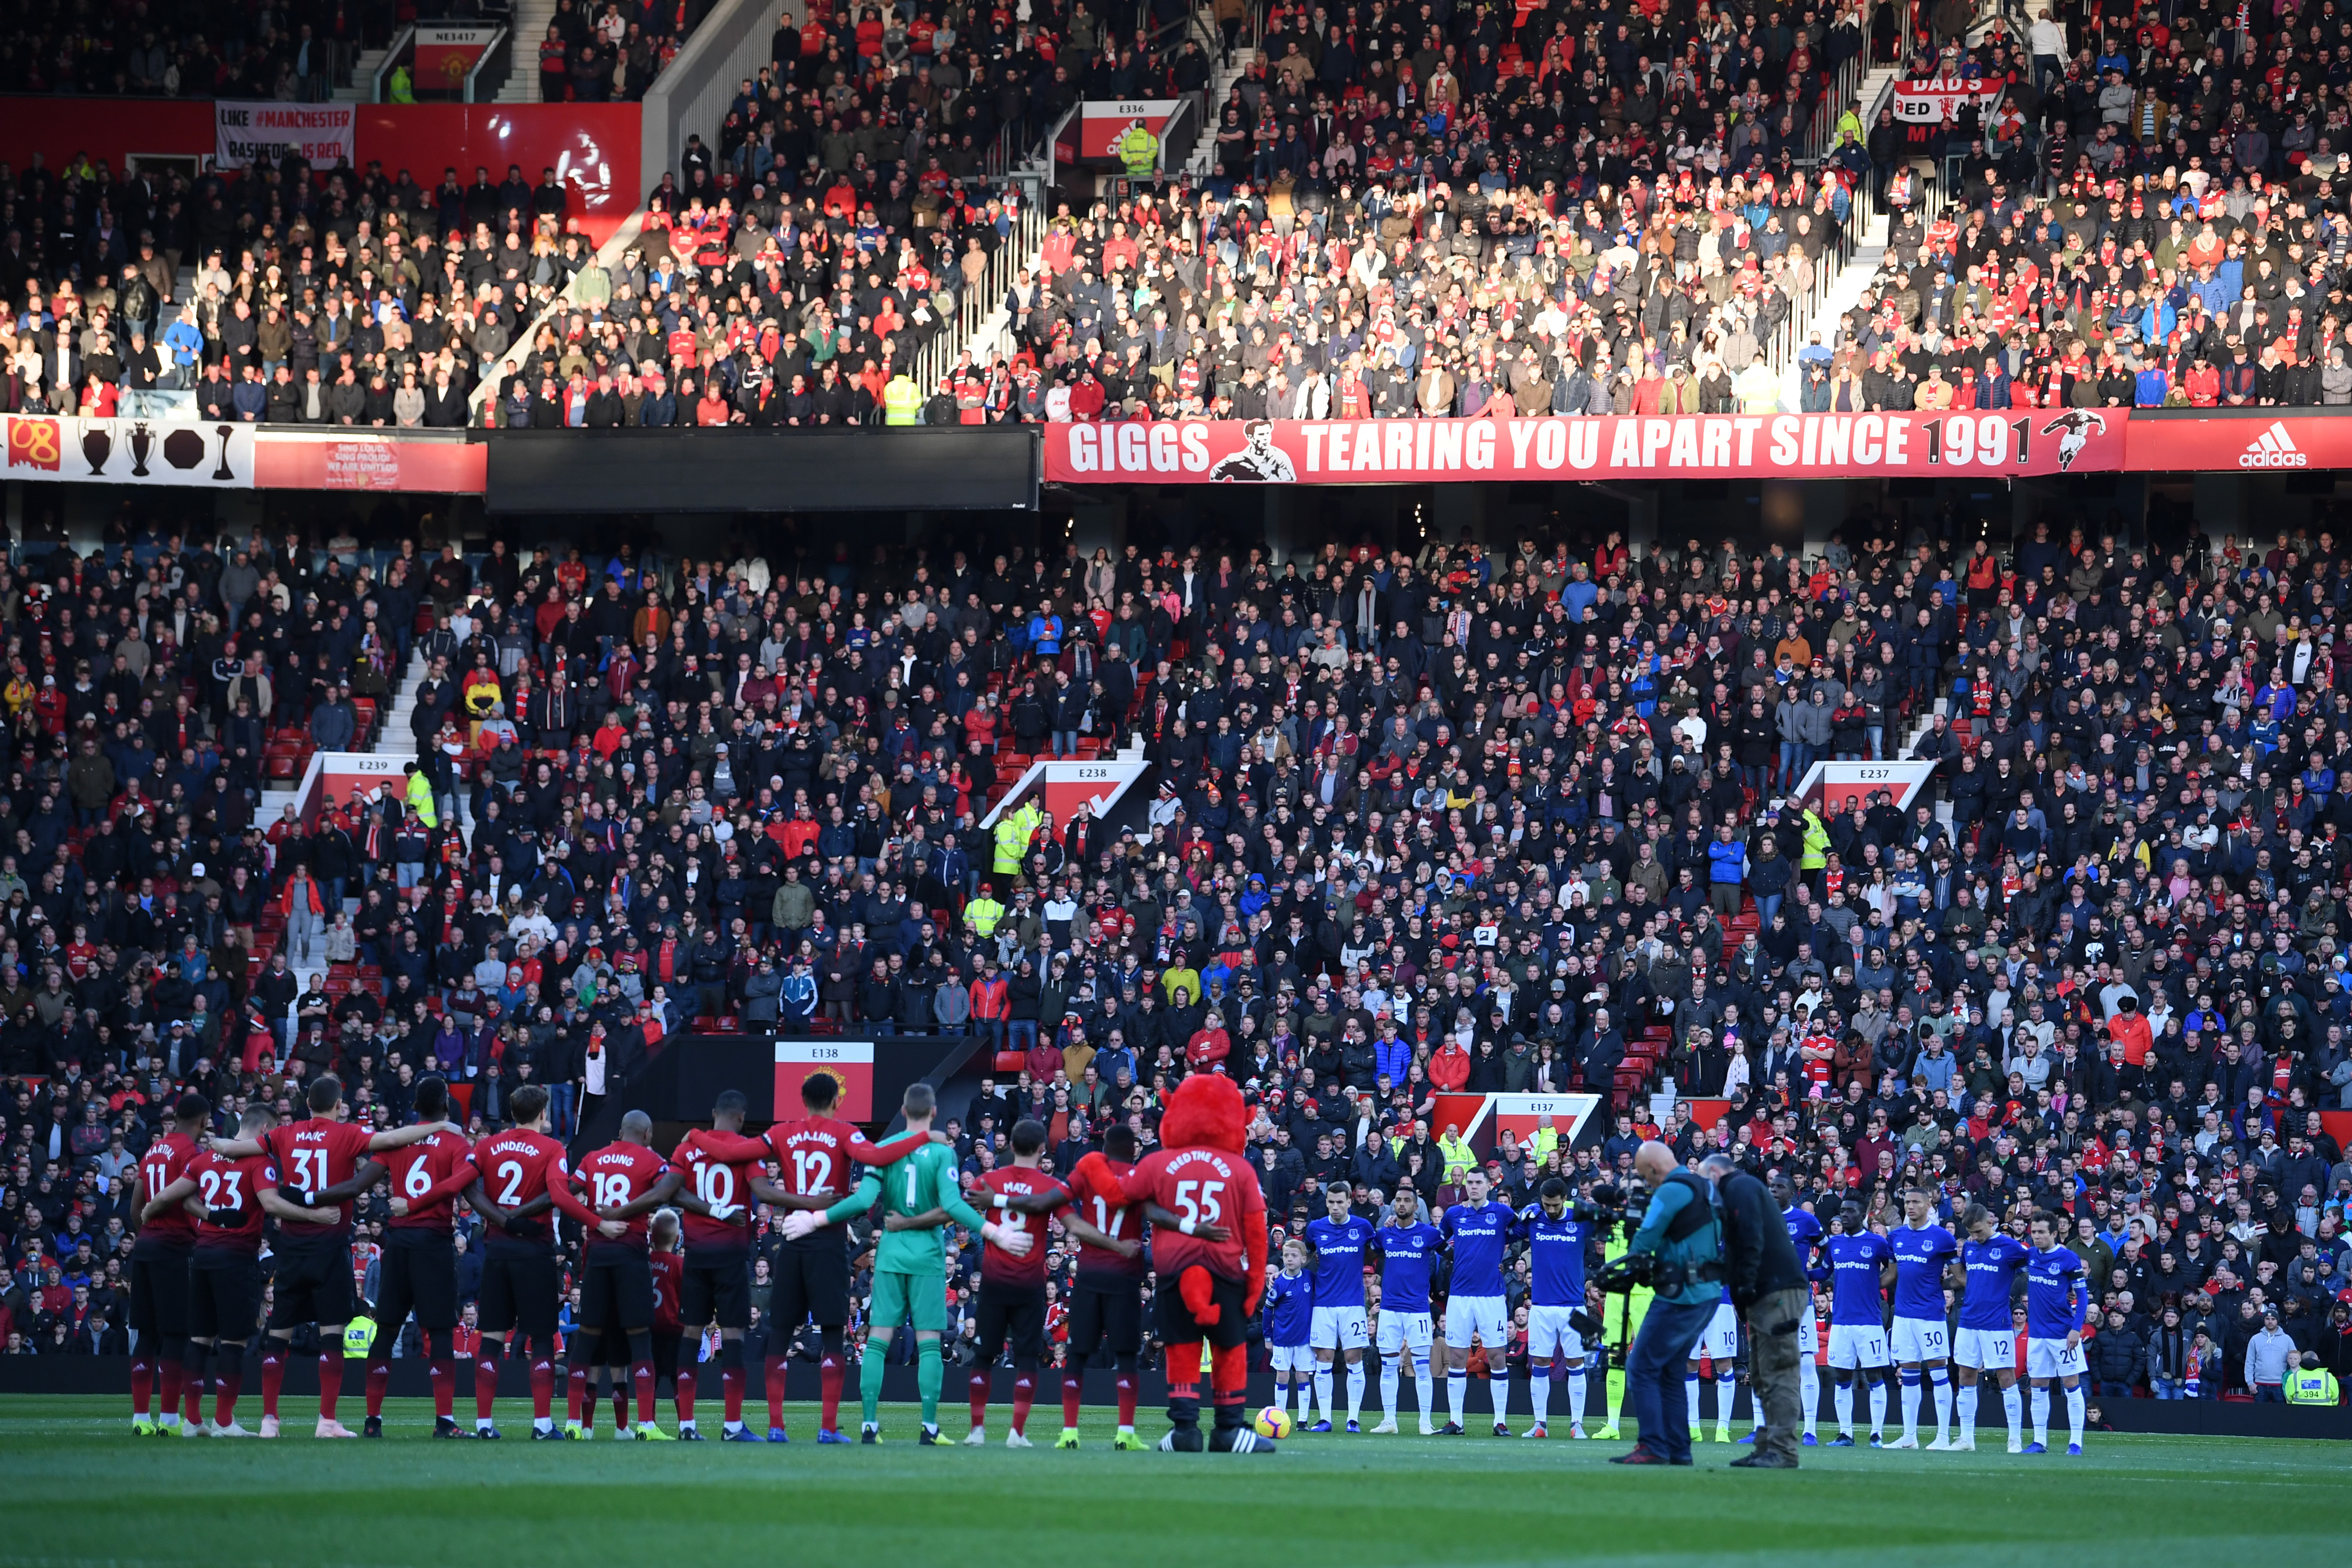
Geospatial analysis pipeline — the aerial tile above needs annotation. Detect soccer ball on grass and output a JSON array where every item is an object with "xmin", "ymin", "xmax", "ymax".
[{"xmin": 1253, "ymin": 1406, "xmax": 1293, "ymax": 1439}]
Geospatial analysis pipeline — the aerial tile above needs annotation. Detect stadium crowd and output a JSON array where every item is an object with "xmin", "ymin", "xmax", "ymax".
[{"xmin": 0, "ymin": 505, "xmax": 2347, "ymax": 1417}]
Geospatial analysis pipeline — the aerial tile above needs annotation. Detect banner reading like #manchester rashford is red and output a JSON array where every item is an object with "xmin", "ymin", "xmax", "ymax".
[{"xmin": 1044, "ymin": 410, "xmax": 2128, "ymax": 485}]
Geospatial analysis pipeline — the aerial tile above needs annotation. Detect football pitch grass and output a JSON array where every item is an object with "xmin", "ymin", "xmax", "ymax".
[{"xmin": 0, "ymin": 1395, "xmax": 2341, "ymax": 1568}]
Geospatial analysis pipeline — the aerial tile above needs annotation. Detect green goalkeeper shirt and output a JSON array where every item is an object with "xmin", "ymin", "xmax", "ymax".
[{"xmin": 822, "ymin": 1138, "xmax": 987, "ymax": 1276}]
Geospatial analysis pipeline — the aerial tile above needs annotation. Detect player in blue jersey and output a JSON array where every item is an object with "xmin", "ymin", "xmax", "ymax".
[
  {"xmin": 1953, "ymin": 1204, "xmax": 2029, "ymax": 1452},
  {"xmin": 1302, "ymin": 1186, "xmax": 1375, "ymax": 1432},
  {"xmin": 1773, "ymin": 1174, "xmax": 1824, "ymax": 1444},
  {"xmin": 2023, "ymin": 1211, "xmax": 2089, "ymax": 1454},
  {"xmin": 1516, "ymin": 1177, "xmax": 1593, "ymax": 1439},
  {"xmin": 1438, "ymin": 1169, "xmax": 1517, "ymax": 1435},
  {"xmin": 1821, "ymin": 1202, "xmax": 1893, "ymax": 1446},
  {"xmin": 1368, "ymin": 1188, "xmax": 1444, "ymax": 1434},
  {"xmin": 1261, "ymin": 1239, "xmax": 1314, "ymax": 1432},
  {"xmin": 1887, "ymin": 1186, "xmax": 1961, "ymax": 1448}
]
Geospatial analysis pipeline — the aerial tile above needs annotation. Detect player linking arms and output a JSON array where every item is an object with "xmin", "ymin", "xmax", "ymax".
[{"xmin": 778, "ymin": 1083, "xmax": 1030, "ymax": 1443}]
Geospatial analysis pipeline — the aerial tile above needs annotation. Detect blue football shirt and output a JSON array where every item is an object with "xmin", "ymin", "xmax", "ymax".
[
  {"xmin": 1440, "ymin": 1200, "xmax": 1516, "ymax": 1297},
  {"xmin": 1824, "ymin": 1230, "xmax": 1893, "ymax": 1327},
  {"xmin": 1371, "ymin": 1220, "xmax": 1445, "ymax": 1316},
  {"xmin": 1304, "ymin": 1214, "xmax": 1375, "ymax": 1308},
  {"xmin": 1889, "ymin": 1221, "xmax": 1959, "ymax": 1320}
]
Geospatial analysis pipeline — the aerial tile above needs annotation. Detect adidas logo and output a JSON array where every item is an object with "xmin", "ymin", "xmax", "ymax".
[{"xmin": 2239, "ymin": 420, "xmax": 2309, "ymax": 469}]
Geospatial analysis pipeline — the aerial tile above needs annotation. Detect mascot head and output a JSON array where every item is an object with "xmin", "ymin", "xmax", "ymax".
[{"xmin": 1159, "ymin": 1072, "xmax": 1249, "ymax": 1156}]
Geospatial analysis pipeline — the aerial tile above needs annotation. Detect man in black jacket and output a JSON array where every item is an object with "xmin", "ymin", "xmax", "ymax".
[{"xmin": 1700, "ymin": 1151, "xmax": 1810, "ymax": 1468}]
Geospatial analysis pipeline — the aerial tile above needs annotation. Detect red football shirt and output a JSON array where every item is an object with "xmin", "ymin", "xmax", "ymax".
[
  {"xmin": 1063, "ymin": 1151, "xmax": 1147, "ymax": 1279},
  {"xmin": 649, "ymin": 1249, "xmax": 683, "ymax": 1334},
  {"xmin": 469, "ymin": 1128, "xmax": 570, "ymax": 1243},
  {"xmin": 186, "ymin": 1150, "xmax": 276, "ymax": 1255},
  {"xmin": 136, "ymin": 1131, "xmax": 201, "ymax": 1245},
  {"xmin": 560, "ymin": 1141, "xmax": 672, "ymax": 1250},
  {"xmin": 978, "ymin": 1166, "xmax": 1066, "ymax": 1287},
  {"xmin": 667, "ymin": 1127, "xmax": 771, "ymax": 1249},
  {"xmin": 1117, "ymin": 1146, "xmax": 1266, "ymax": 1284},
  {"xmin": 761, "ymin": 1118, "xmax": 929, "ymax": 1240},
  {"xmin": 382, "ymin": 1130, "xmax": 476, "ymax": 1233},
  {"xmin": 260, "ymin": 1116, "xmax": 376, "ymax": 1232}
]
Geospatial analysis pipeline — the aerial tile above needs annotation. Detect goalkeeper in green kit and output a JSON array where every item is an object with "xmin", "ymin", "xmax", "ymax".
[{"xmin": 779, "ymin": 1083, "xmax": 1031, "ymax": 1443}]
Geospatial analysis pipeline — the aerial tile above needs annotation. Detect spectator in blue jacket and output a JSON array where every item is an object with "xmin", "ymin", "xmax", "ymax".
[{"xmin": 1706, "ymin": 821, "xmax": 1747, "ymax": 917}]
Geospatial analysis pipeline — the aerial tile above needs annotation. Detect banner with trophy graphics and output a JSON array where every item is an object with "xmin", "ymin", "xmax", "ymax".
[{"xmin": 4, "ymin": 415, "xmax": 256, "ymax": 488}]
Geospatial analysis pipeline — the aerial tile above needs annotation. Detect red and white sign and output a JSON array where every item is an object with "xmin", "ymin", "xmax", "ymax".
[
  {"xmin": 215, "ymin": 100, "xmax": 357, "ymax": 169},
  {"xmin": 1891, "ymin": 77, "xmax": 2003, "ymax": 125},
  {"xmin": 1047, "ymin": 411, "xmax": 2125, "ymax": 484},
  {"xmin": 1790, "ymin": 760, "xmax": 1941, "ymax": 815},
  {"xmin": 1076, "ymin": 99, "xmax": 1182, "ymax": 159},
  {"xmin": 1461, "ymin": 1092, "xmax": 1605, "ymax": 1154},
  {"xmin": 777, "ymin": 1040, "xmax": 875, "ymax": 1124},
  {"xmin": 413, "ymin": 25, "xmax": 501, "ymax": 93},
  {"xmin": 980, "ymin": 756, "xmax": 1151, "ymax": 833}
]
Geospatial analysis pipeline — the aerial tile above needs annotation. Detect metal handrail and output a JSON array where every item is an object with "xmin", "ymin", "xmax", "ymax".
[{"xmin": 464, "ymin": 25, "xmax": 515, "ymax": 104}]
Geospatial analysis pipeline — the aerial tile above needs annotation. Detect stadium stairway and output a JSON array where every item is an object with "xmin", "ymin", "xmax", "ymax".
[{"xmin": 498, "ymin": 0, "xmax": 560, "ymax": 103}]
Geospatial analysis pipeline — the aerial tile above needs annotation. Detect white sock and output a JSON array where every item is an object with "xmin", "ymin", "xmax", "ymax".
[
  {"xmin": 1931, "ymin": 1369, "xmax": 1952, "ymax": 1439},
  {"xmin": 1834, "ymin": 1380, "xmax": 1855, "ymax": 1434},
  {"xmin": 2003, "ymin": 1383, "xmax": 2023, "ymax": 1443},
  {"xmin": 1314, "ymin": 1365, "xmax": 1334, "ymax": 1423},
  {"xmin": 1447, "ymin": 1371, "xmax": 1466, "ymax": 1424},
  {"xmin": 1685, "ymin": 1372, "xmax": 1702, "ymax": 1431},
  {"xmin": 1529, "ymin": 1364, "xmax": 1551, "ymax": 1426},
  {"xmin": 1956, "ymin": 1381, "xmax": 1979, "ymax": 1434},
  {"xmin": 476, "ymin": 1415, "xmax": 496, "ymax": 1431},
  {"xmin": 1293, "ymin": 1378, "xmax": 1314, "ymax": 1426},
  {"xmin": 2065, "ymin": 1386, "xmax": 2084, "ymax": 1448},
  {"xmin": 2030, "ymin": 1386, "xmax": 2050, "ymax": 1444},
  {"xmin": 1716, "ymin": 1373, "xmax": 1737, "ymax": 1434},
  {"xmin": 1868, "ymin": 1379, "xmax": 1888, "ymax": 1437},
  {"xmin": 1414, "ymin": 1358, "xmax": 1435, "ymax": 1425},
  {"xmin": 1345, "ymin": 1362, "xmax": 1365, "ymax": 1423},
  {"xmin": 1379, "ymin": 1361, "xmax": 1398, "ymax": 1420},
  {"xmin": 1901, "ymin": 1370, "xmax": 1922, "ymax": 1440},
  {"xmin": 1567, "ymin": 1369, "xmax": 1587, "ymax": 1430},
  {"xmin": 1799, "ymin": 1358, "xmax": 1819, "ymax": 1435},
  {"xmin": 678, "ymin": 1418, "xmax": 696, "ymax": 1433},
  {"xmin": 535, "ymin": 1416, "xmax": 554, "ymax": 1432}
]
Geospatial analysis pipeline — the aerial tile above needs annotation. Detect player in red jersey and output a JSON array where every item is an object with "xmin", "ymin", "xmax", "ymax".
[
  {"xmin": 142, "ymin": 1105, "xmax": 330, "ymax": 1437},
  {"xmin": 1117, "ymin": 1083, "xmax": 1272, "ymax": 1453},
  {"xmin": 955, "ymin": 1120, "xmax": 1074, "ymax": 1447},
  {"xmin": 646, "ymin": 1209, "xmax": 690, "ymax": 1430},
  {"xmin": 742, "ymin": 1071, "xmax": 934, "ymax": 1442},
  {"xmin": 553, "ymin": 1109, "xmax": 684, "ymax": 1439},
  {"xmin": 359, "ymin": 1076, "xmax": 482, "ymax": 1439},
  {"xmin": 663, "ymin": 1088, "xmax": 786, "ymax": 1441},
  {"xmin": 1050, "ymin": 1124, "xmax": 1151, "ymax": 1447},
  {"xmin": 209, "ymin": 1074, "xmax": 459, "ymax": 1438},
  {"xmin": 126, "ymin": 1093, "xmax": 210, "ymax": 1434},
  {"xmin": 422, "ymin": 1084, "xmax": 570, "ymax": 1438}
]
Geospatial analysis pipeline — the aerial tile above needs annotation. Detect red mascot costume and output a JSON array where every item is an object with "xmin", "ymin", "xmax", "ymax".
[{"xmin": 1118, "ymin": 1073, "xmax": 1275, "ymax": 1451}]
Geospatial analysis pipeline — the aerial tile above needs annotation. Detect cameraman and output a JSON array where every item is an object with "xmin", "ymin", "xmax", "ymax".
[
  {"xmin": 1699, "ymin": 1152, "xmax": 1810, "ymax": 1469},
  {"xmin": 1609, "ymin": 1141, "xmax": 1724, "ymax": 1467}
]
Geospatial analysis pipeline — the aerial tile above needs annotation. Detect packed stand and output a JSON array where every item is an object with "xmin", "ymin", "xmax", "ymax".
[
  {"xmin": 5, "ymin": 518, "xmax": 2351, "ymax": 1407},
  {"xmin": 0, "ymin": 148, "xmax": 622, "ymax": 426},
  {"xmin": 502, "ymin": 0, "xmax": 1888, "ymax": 424},
  {"xmin": 1823, "ymin": 2, "xmax": 2352, "ymax": 410}
]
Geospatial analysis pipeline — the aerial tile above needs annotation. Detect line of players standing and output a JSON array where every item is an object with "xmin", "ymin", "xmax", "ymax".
[{"xmin": 1262, "ymin": 1170, "xmax": 2096, "ymax": 1454}]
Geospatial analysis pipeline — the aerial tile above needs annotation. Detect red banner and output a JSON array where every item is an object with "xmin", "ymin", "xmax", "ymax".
[
  {"xmin": 252, "ymin": 432, "xmax": 486, "ymax": 493},
  {"xmin": 353, "ymin": 104, "xmax": 641, "ymax": 245},
  {"xmin": 1046, "ymin": 411, "xmax": 2128, "ymax": 484},
  {"xmin": 2114, "ymin": 411, "xmax": 2352, "ymax": 471}
]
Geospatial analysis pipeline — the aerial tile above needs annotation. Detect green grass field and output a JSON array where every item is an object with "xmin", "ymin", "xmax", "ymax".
[{"xmin": 0, "ymin": 1396, "xmax": 2340, "ymax": 1567}]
